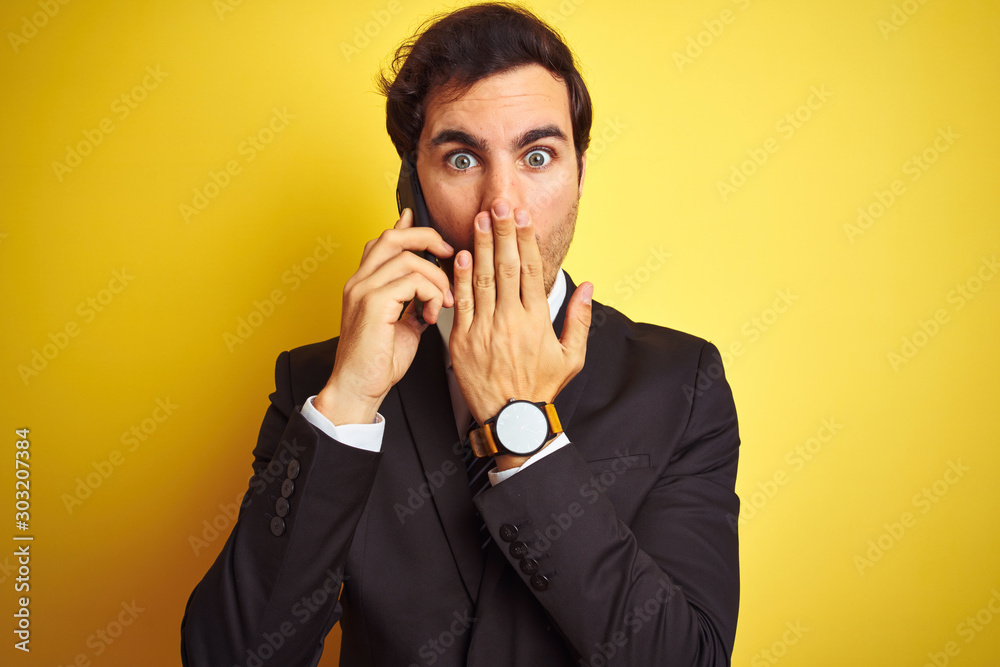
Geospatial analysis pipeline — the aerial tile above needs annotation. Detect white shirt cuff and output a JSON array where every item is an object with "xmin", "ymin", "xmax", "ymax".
[
  {"xmin": 487, "ymin": 432, "xmax": 570, "ymax": 486},
  {"xmin": 301, "ymin": 395, "xmax": 384, "ymax": 453}
]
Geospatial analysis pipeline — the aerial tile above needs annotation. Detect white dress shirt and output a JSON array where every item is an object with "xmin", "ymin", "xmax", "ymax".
[{"xmin": 301, "ymin": 268, "xmax": 571, "ymax": 485}]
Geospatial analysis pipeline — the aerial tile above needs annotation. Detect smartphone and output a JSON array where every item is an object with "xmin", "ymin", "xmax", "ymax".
[{"xmin": 395, "ymin": 152, "xmax": 440, "ymax": 324}]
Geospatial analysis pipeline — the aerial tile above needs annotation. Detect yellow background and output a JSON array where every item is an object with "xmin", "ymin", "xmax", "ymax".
[{"xmin": 2, "ymin": 0, "xmax": 998, "ymax": 664}]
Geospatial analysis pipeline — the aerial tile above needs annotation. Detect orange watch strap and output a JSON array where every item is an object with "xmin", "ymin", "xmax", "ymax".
[{"xmin": 468, "ymin": 402, "xmax": 561, "ymax": 458}]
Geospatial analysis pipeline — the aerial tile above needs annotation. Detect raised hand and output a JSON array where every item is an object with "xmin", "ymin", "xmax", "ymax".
[
  {"xmin": 314, "ymin": 208, "xmax": 455, "ymax": 425},
  {"xmin": 449, "ymin": 198, "xmax": 593, "ymax": 467}
]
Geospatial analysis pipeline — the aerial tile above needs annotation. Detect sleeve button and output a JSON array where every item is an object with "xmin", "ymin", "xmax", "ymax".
[
  {"xmin": 530, "ymin": 574, "xmax": 549, "ymax": 591},
  {"xmin": 281, "ymin": 478, "xmax": 295, "ymax": 498},
  {"xmin": 499, "ymin": 524, "xmax": 518, "ymax": 542},
  {"xmin": 520, "ymin": 558, "xmax": 539, "ymax": 575},
  {"xmin": 275, "ymin": 497, "xmax": 289, "ymax": 517},
  {"xmin": 270, "ymin": 516, "xmax": 286, "ymax": 537}
]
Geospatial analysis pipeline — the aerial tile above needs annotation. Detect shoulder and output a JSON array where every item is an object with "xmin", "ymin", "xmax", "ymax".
[
  {"xmin": 269, "ymin": 336, "xmax": 341, "ymax": 408},
  {"xmin": 587, "ymin": 299, "xmax": 719, "ymax": 373}
]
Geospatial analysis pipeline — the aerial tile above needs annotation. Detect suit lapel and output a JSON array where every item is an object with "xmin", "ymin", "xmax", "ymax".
[
  {"xmin": 550, "ymin": 272, "xmax": 590, "ymax": 430},
  {"xmin": 396, "ymin": 329, "xmax": 486, "ymax": 603}
]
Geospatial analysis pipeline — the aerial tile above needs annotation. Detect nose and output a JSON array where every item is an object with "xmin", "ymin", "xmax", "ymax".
[{"xmin": 478, "ymin": 161, "xmax": 524, "ymax": 215}]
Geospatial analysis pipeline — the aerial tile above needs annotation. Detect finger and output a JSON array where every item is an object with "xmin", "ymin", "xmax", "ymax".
[
  {"xmin": 397, "ymin": 296, "xmax": 428, "ymax": 335},
  {"xmin": 490, "ymin": 198, "xmax": 521, "ymax": 312},
  {"xmin": 354, "ymin": 250, "xmax": 454, "ymax": 314},
  {"xmin": 363, "ymin": 208, "xmax": 412, "ymax": 264},
  {"xmin": 372, "ymin": 272, "xmax": 448, "ymax": 325},
  {"xmin": 357, "ymin": 225, "xmax": 453, "ymax": 283},
  {"xmin": 395, "ymin": 207, "xmax": 413, "ymax": 229},
  {"xmin": 559, "ymin": 282, "xmax": 593, "ymax": 373},
  {"xmin": 472, "ymin": 210, "xmax": 496, "ymax": 321},
  {"xmin": 452, "ymin": 249, "xmax": 474, "ymax": 332},
  {"xmin": 513, "ymin": 208, "xmax": 546, "ymax": 309}
]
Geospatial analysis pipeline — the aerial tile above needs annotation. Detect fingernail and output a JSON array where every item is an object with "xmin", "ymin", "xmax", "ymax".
[
  {"xmin": 515, "ymin": 210, "xmax": 529, "ymax": 227},
  {"xmin": 477, "ymin": 215, "xmax": 492, "ymax": 232},
  {"xmin": 582, "ymin": 283, "xmax": 593, "ymax": 305},
  {"xmin": 457, "ymin": 251, "xmax": 470, "ymax": 268},
  {"xmin": 447, "ymin": 288, "xmax": 454, "ymax": 302},
  {"xmin": 493, "ymin": 201, "xmax": 510, "ymax": 218}
]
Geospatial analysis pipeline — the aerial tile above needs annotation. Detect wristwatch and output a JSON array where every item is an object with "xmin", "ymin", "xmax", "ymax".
[{"xmin": 468, "ymin": 399, "xmax": 563, "ymax": 458}]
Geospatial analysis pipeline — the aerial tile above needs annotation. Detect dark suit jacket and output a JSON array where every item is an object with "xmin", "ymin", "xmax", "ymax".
[{"xmin": 181, "ymin": 272, "xmax": 740, "ymax": 666}]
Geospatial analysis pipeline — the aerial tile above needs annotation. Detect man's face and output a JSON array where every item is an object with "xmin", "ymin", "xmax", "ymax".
[{"xmin": 416, "ymin": 63, "xmax": 586, "ymax": 297}]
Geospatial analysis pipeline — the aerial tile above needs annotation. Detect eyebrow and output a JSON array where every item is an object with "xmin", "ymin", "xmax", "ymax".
[{"xmin": 428, "ymin": 124, "xmax": 568, "ymax": 152}]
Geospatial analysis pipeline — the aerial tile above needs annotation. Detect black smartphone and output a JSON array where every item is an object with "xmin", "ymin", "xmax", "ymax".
[{"xmin": 395, "ymin": 152, "xmax": 440, "ymax": 323}]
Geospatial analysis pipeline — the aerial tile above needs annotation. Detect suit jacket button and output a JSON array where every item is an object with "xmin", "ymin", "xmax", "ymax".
[
  {"xmin": 530, "ymin": 574, "xmax": 549, "ymax": 591},
  {"xmin": 281, "ymin": 478, "xmax": 295, "ymax": 498},
  {"xmin": 520, "ymin": 558, "xmax": 539, "ymax": 575},
  {"xmin": 270, "ymin": 516, "xmax": 286, "ymax": 537},
  {"xmin": 499, "ymin": 524, "xmax": 518, "ymax": 542},
  {"xmin": 287, "ymin": 459, "xmax": 301, "ymax": 480},
  {"xmin": 509, "ymin": 541, "xmax": 528, "ymax": 558},
  {"xmin": 275, "ymin": 497, "xmax": 289, "ymax": 517}
]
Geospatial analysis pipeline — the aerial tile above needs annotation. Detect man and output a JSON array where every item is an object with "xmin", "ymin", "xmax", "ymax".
[{"xmin": 181, "ymin": 4, "xmax": 740, "ymax": 666}]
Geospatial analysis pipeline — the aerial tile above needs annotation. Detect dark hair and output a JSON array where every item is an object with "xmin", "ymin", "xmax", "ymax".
[{"xmin": 377, "ymin": 2, "xmax": 592, "ymax": 175}]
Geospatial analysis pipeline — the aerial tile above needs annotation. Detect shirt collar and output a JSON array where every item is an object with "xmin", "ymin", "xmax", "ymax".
[{"xmin": 436, "ymin": 268, "xmax": 566, "ymax": 369}]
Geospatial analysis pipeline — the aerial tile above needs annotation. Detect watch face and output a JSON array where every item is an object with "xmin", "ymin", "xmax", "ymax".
[{"xmin": 495, "ymin": 402, "xmax": 548, "ymax": 455}]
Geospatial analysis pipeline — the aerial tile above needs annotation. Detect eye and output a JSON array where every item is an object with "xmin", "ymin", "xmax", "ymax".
[
  {"xmin": 525, "ymin": 149, "xmax": 552, "ymax": 168},
  {"xmin": 447, "ymin": 152, "xmax": 478, "ymax": 170}
]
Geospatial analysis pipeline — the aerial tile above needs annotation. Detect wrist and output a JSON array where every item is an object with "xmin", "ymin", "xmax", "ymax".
[
  {"xmin": 315, "ymin": 379, "xmax": 381, "ymax": 426},
  {"xmin": 493, "ymin": 453, "xmax": 531, "ymax": 472},
  {"xmin": 493, "ymin": 435, "xmax": 558, "ymax": 472}
]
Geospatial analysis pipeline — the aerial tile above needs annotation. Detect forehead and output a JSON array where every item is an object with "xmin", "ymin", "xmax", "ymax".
[{"xmin": 421, "ymin": 64, "xmax": 572, "ymax": 146}]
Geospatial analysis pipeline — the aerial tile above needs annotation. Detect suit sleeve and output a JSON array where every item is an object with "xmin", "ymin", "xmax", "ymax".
[
  {"xmin": 474, "ymin": 341, "xmax": 740, "ymax": 666},
  {"xmin": 180, "ymin": 350, "xmax": 382, "ymax": 667}
]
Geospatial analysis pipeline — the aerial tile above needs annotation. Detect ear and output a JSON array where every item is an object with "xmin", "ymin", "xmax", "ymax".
[{"xmin": 577, "ymin": 152, "xmax": 588, "ymax": 199}]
